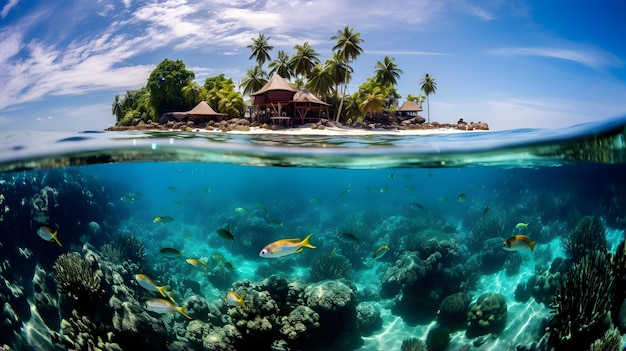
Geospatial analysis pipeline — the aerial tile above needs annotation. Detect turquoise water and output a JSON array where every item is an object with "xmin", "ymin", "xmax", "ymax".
[{"xmin": 1, "ymin": 118, "xmax": 626, "ymax": 351}]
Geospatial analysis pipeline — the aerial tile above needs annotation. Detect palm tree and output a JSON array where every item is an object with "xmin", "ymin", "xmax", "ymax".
[
  {"xmin": 268, "ymin": 50, "xmax": 293, "ymax": 79},
  {"xmin": 325, "ymin": 52, "xmax": 352, "ymax": 99},
  {"xmin": 374, "ymin": 56, "xmax": 403, "ymax": 87},
  {"xmin": 331, "ymin": 26, "xmax": 364, "ymax": 122},
  {"xmin": 217, "ymin": 89, "xmax": 246, "ymax": 119},
  {"xmin": 420, "ymin": 73, "xmax": 437, "ymax": 123},
  {"xmin": 307, "ymin": 64, "xmax": 335, "ymax": 98},
  {"xmin": 112, "ymin": 95, "xmax": 124, "ymax": 121},
  {"xmin": 240, "ymin": 66, "xmax": 268, "ymax": 96},
  {"xmin": 360, "ymin": 89, "xmax": 386, "ymax": 115},
  {"xmin": 247, "ymin": 33, "xmax": 273, "ymax": 67},
  {"xmin": 288, "ymin": 42, "xmax": 320, "ymax": 80},
  {"xmin": 181, "ymin": 81, "xmax": 204, "ymax": 106}
]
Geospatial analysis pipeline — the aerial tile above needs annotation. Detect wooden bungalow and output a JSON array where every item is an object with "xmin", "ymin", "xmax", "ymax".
[
  {"xmin": 396, "ymin": 100, "xmax": 423, "ymax": 119},
  {"xmin": 250, "ymin": 74, "xmax": 296, "ymax": 124},
  {"xmin": 291, "ymin": 89, "xmax": 330, "ymax": 124},
  {"xmin": 249, "ymin": 75, "xmax": 331, "ymax": 125}
]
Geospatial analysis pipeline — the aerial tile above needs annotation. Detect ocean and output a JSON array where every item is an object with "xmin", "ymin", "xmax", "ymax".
[{"xmin": 1, "ymin": 118, "xmax": 625, "ymax": 351}]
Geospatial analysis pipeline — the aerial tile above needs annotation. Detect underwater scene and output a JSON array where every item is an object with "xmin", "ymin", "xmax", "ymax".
[{"xmin": 1, "ymin": 119, "xmax": 626, "ymax": 351}]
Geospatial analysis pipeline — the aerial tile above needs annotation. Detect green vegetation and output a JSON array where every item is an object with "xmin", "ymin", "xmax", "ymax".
[{"xmin": 112, "ymin": 26, "xmax": 437, "ymax": 126}]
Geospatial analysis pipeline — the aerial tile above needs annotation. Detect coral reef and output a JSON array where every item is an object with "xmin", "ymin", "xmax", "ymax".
[
  {"xmin": 400, "ymin": 337, "xmax": 426, "ymax": 351},
  {"xmin": 381, "ymin": 251, "xmax": 441, "ymax": 297},
  {"xmin": 548, "ymin": 250, "xmax": 615, "ymax": 350},
  {"xmin": 467, "ymin": 217, "xmax": 506, "ymax": 251},
  {"xmin": 309, "ymin": 254, "xmax": 352, "ymax": 281},
  {"xmin": 466, "ymin": 293, "xmax": 508, "ymax": 338},
  {"xmin": 589, "ymin": 327, "xmax": 623, "ymax": 351},
  {"xmin": 426, "ymin": 326, "xmax": 451, "ymax": 351},
  {"xmin": 564, "ymin": 215, "xmax": 607, "ymax": 262},
  {"xmin": 355, "ymin": 302, "xmax": 382, "ymax": 336},
  {"xmin": 504, "ymin": 252, "xmax": 522, "ymax": 276},
  {"xmin": 438, "ymin": 292, "xmax": 471, "ymax": 331},
  {"xmin": 478, "ymin": 237, "xmax": 509, "ymax": 274},
  {"xmin": 53, "ymin": 252, "xmax": 103, "ymax": 302}
]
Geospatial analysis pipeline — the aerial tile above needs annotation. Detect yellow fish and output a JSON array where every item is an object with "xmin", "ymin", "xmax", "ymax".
[
  {"xmin": 186, "ymin": 258, "xmax": 207, "ymax": 272},
  {"xmin": 36, "ymin": 226, "xmax": 62, "ymax": 247},
  {"xmin": 259, "ymin": 233, "xmax": 316, "ymax": 258},
  {"xmin": 234, "ymin": 207, "xmax": 247, "ymax": 214},
  {"xmin": 457, "ymin": 193, "xmax": 467, "ymax": 202},
  {"xmin": 225, "ymin": 291, "xmax": 246, "ymax": 308},
  {"xmin": 501, "ymin": 235, "xmax": 536, "ymax": 251},
  {"xmin": 482, "ymin": 206, "xmax": 491, "ymax": 217},
  {"xmin": 144, "ymin": 298, "xmax": 191, "ymax": 319},
  {"xmin": 372, "ymin": 244, "xmax": 389, "ymax": 259},
  {"xmin": 159, "ymin": 247, "xmax": 184, "ymax": 258},
  {"xmin": 134, "ymin": 274, "xmax": 174, "ymax": 302},
  {"xmin": 153, "ymin": 216, "xmax": 174, "ymax": 223}
]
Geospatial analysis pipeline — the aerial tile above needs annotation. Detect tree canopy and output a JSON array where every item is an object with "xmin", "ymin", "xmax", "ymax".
[{"xmin": 147, "ymin": 58, "xmax": 195, "ymax": 117}]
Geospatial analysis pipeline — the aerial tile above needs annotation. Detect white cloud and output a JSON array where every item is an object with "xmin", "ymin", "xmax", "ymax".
[
  {"xmin": 1, "ymin": 0, "xmax": 19, "ymax": 18},
  {"xmin": 490, "ymin": 45, "xmax": 623, "ymax": 71}
]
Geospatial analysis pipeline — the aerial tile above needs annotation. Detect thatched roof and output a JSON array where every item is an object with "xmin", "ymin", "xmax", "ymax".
[
  {"xmin": 250, "ymin": 74, "xmax": 296, "ymax": 96},
  {"xmin": 187, "ymin": 101, "xmax": 225, "ymax": 116},
  {"xmin": 292, "ymin": 89, "xmax": 330, "ymax": 106},
  {"xmin": 398, "ymin": 100, "xmax": 423, "ymax": 112}
]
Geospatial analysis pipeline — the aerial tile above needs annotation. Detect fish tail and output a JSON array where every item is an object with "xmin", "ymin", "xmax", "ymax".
[
  {"xmin": 178, "ymin": 306, "xmax": 192, "ymax": 319},
  {"xmin": 301, "ymin": 233, "xmax": 316, "ymax": 249},
  {"xmin": 52, "ymin": 232, "xmax": 62, "ymax": 247},
  {"xmin": 529, "ymin": 241, "xmax": 537, "ymax": 251}
]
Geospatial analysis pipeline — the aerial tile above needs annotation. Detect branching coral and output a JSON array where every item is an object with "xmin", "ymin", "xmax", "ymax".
[
  {"xmin": 400, "ymin": 337, "xmax": 426, "ymax": 351},
  {"xmin": 309, "ymin": 254, "xmax": 352, "ymax": 282},
  {"xmin": 564, "ymin": 215, "xmax": 607, "ymax": 262},
  {"xmin": 589, "ymin": 327, "xmax": 622, "ymax": 351},
  {"xmin": 549, "ymin": 250, "xmax": 614, "ymax": 349},
  {"xmin": 53, "ymin": 253, "xmax": 102, "ymax": 301}
]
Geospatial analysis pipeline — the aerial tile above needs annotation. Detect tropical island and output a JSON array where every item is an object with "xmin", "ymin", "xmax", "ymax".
[{"xmin": 107, "ymin": 26, "xmax": 488, "ymax": 133}]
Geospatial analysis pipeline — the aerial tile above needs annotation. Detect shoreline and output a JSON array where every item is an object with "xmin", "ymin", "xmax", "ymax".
[{"xmin": 106, "ymin": 119, "xmax": 490, "ymax": 136}]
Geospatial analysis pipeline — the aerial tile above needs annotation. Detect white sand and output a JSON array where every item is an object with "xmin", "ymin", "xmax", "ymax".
[{"xmin": 196, "ymin": 125, "xmax": 486, "ymax": 136}]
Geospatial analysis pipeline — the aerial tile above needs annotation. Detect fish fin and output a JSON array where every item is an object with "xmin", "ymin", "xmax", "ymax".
[
  {"xmin": 295, "ymin": 247, "xmax": 304, "ymax": 254},
  {"xmin": 301, "ymin": 233, "xmax": 316, "ymax": 249},
  {"xmin": 529, "ymin": 241, "xmax": 537, "ymax": 251},
  {"xmin": 52, "ymin": 231, "xmax": 62, "ymax": 247},
  {"xmin": 178, "ymin": 306, "xmax": 192, "ymax": 319}
]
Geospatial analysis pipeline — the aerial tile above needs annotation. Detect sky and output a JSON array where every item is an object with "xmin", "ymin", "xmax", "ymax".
[{"xmin": 0, "ymin": 0, "xmax": 625, "ymax": 132}]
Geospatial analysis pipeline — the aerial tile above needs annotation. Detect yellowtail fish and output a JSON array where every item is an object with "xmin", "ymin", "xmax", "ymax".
[
  {"xmin": 259, "ymin": 233, "xmax": 316, "ymax": 258},
  {"xmin": 501, "ymin": 235, "xmax": 536, "ymax": 252},
  {"xmin": 144, "ymin": 298, "xmax": 191, "ymax": 319},
  {"xmin": 159, "ymin": 247, "xmax": 184, "ymax": 258},
  {"xmin": 337, "ymin": 232, "xmax": 359, "ymax": 244},
  {"xmin": 211, "ymin": 253, "xmax": 224, "ymax": 260},
  {"xmin": 186, "ymin": 258, "xmax": 207, "ymax": 272},
  {"xmin": 457, "ymin": 193, "xmax": 467, "ymax": 202},
  {"xmin": 437, "ymin": 196, "xmax": 449, "ymax": 203},
  {"xmin": 134, "ymin": 274, "xmax": 174, "ymax": 302},
  {"xmin": 410, "ymin": 203, "xmax": 425, "ymax": 211},
  {"xmin": 217, "ymin": 224, "xmax": 235, "ymax": 242},
  {"xmin": 225, "ymin": 291, "xmax": 246, "ymax": 308},
  {"xmin": 379, "ymin": 187, "xmax": 389, "ymax": 193},
  {"xmin": 234, "ymin": 207, "xmax": 247, "ymax": 214},
  {"xmin": 36, "ymin": 226, "xmax": 62, "ymax": 247},
  {"xmin": 153, "ymin": 216, "xmax": 174, "ymax": 223},
  {"xmin": 372, "ymin": 244, "xmax": 389, "ymax": 259},
  {"xmin": 219, "ymin": 261, "xmax": 235, "ymax": 270},
  {"xmin": 515, "ymin": 223, "xmax": 529, "ymax": 231},
  {"xmin": 482, "ymin": 206, "xmax": 491, "ymax": 217}
]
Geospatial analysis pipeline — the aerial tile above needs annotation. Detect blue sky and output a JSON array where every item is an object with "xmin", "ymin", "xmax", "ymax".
[{"xmin": 0, "ymin": 0, "xmax": 624, "ymax": 131}]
